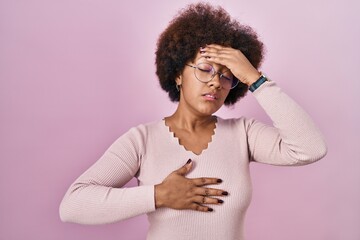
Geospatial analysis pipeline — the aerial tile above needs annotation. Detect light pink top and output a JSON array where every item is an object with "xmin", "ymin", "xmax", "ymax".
[{"xmin": 59, "ymin": 81, "xmax": 327, "ymax": 240}]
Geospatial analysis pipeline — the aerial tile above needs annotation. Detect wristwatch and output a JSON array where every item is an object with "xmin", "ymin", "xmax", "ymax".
[{"xmin": 249, "ymin": 74, "xmax": 267, "ymax": 92}]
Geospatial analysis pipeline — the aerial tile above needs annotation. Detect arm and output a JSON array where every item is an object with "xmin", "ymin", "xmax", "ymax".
[
  {"xmin": 246, "ymin": 80, "xmax": 327, "ymax": 165},
  {"xmin": 59, "ymin": 126, "xmax": 228, "ymax": 224},
  {"xmin": 200, "ymin": 44, "xmax": 327, "ymax": 165},
  {"xmin": 59, "ymin": 127, "xmax": 155, "ymax": 224}
]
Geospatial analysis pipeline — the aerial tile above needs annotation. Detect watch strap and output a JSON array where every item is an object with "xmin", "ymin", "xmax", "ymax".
[{"xmin": 249, "ymin": 74, "xmax": 267, "ymax": 92}]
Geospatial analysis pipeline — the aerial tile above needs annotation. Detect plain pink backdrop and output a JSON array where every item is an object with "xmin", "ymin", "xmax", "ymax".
[{"xmin": 1, "ymin": 0, "xmax": 359, "ymax": 239}]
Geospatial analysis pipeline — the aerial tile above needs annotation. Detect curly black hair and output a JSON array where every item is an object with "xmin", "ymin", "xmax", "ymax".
[{"xmin": 155, "ymin": 3, "xmax": 264, "ymax": 106}]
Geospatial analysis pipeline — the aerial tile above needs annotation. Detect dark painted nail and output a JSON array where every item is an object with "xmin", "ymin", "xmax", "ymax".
[
  {"xmin": 208, "ymin": 208, "xmax": 213, "ymax": 212},
  {"xmin": 200, "ymin": 46, "xmax": 205, "ymax": 49},
  {"xmin": 200, "ymin": 51, "xmax": 205, "ymax": 54},
  {"xmin": 218, "ymin": 199, "xmax": 224, "ymax": 204},
  {"xmin": 217, "ymin": 179, "xmax": 222, "ymax": 183},
  {"xmin": 186, "ymin": 159, "xmax": 192, "ymax": 164},
  {"xmin": 222, "ymin": 191, "xmax": 228, "ymax": 196}
]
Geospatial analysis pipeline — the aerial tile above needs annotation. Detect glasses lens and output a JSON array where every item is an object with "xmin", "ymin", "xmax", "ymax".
[
  {"xmin": 194, "ymin": 63, "xmax": 238, "ymax": 89},
  {"xmin": 195, "ymin": 63, "xmax": 214, "ymax": 83},
  {"xmin": 219, "ymin": 72, "xmax": 234, "ymax": 90},
  {"xmin": 230, "ymin": 78, "xmax": 239, "ymax": 89}
]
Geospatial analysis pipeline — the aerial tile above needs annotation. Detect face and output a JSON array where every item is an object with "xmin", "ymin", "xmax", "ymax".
[{"xmin": 176, "ymin": 52, "xmax": 232, "ymax": 117}]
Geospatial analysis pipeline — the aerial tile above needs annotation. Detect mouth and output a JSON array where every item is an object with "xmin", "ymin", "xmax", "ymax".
[{"xmin": 202, "ymin": 93, "xmax": 218, "ymax": 100}]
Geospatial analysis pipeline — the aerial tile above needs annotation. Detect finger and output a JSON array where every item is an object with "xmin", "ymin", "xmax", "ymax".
[
  {"xmin": 201, "ymin": 47, "xmax": 233, "ymax": 55},
  {"xmin": 175, "ymin": 159, "xmax": 193, "ymax": 176},
  {"xmin": 200, "ymin": 44, "xmax": 221, "ymax": 51},
  {"xmin": 203, "ymin": 43, "xmax": 222, "ymax": 48},
  {"xmin": 191, "ymin": 177, "xmax": 222, "ymax": 186},
  {"xmin": 202, "ymin": 47, "xmax": 235, "ymax": 56},
  {"xmin": 201, "ymin": 54, "xmax": 231, "ymax": 67},
  {"xmin": 200, "ymin": 53, "xmax": 228, "ymax": 62},
  {"xmin": 204, "ymin": 44, "xmax": 231, "ymax": 50},
  {"xmin": 200, "ymin": 51, "xmax": 232, "ymax": 64},
  {"xmin": 189, "ymin": 203, "xmax": 213, "ymax": 212},
  {"xmin": 193, "ymin": 187, "xmax": 228, "ymax": 196},
  {"xmin": 192, "ymin": 196, "xmax": 224, "ymax": 205},
  {"xmin": 201, "ymin": 49, "xmax": 235, "ymax": 59}
]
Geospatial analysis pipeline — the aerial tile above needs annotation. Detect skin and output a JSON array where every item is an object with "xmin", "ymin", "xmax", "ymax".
[{"xmin": 154, "ymin": 44, "xmax": 261, "ymax": 212}]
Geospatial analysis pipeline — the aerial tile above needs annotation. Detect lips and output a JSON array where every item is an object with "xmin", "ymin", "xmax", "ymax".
[{"xmin": 202, "ymin": 93, "xmax": 218, "ymax": 100}]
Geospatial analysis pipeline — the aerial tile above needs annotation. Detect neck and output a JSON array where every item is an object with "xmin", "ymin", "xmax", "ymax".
[{"xmin": 165, "ymin": 107, "xmax": 216, "ymax": 132}]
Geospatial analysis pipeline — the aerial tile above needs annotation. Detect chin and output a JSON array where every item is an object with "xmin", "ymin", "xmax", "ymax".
[{"xmin": 196, "ymin": 104, "xmax": 223, "ymax": 116}]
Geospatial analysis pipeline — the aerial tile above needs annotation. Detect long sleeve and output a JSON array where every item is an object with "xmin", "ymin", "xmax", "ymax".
[
  {"xmin": 59, "ymin": 126, "xmax": 155, "ymax": 224},
  {"xmin": 246, "ymin": 80, "xmax": 327, "ymax": 166}
]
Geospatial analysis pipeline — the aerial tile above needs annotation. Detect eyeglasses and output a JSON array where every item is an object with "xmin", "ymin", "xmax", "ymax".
[{"xmin": 186, "ymin": 62, "xmax": 239, "ymax": 90}]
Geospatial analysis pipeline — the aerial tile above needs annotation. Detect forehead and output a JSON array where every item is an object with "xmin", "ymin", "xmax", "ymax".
[{"xmin": 192, "ymin": 54, "xmax": 230, "ymax": 71}]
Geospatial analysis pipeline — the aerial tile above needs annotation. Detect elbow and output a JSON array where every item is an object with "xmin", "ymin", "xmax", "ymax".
[
  {"xmin": 316, "ymin": 141, "xmax": 328, "ymax": 160},
  {"xmin": 59, "ymin": 183, "xmax": 88, "ymax": 223},
  {"xmin": 300, "ymin": 140, "xmax": 328, "ymax": 165},
  {"xmin": 285, "ymin": 139, "xmax": 327, "ymax": 166},
  {"xmin": 310, "ymin": 138, "xmax": 328, "ymax": 162},
  {"xmin": 59, "ymin": 195, "xmax": 81, "ymax": 223},
  {"xmin": 310, "ymin": 131, "xmax": 328, "ymax": 162},
  {"xmin": 59, "ymin": 199, "xmax": 72, "ymax": 223},
  {"xmin": 59, "ymin": 211, "xmax": 69, "ymax": 223}
]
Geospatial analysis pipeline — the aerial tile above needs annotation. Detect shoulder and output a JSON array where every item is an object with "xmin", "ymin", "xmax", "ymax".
[
  {"xmin": 122, "ymin": 119, "xmax": 165, "ymax": 141},
  {"xmin": 131, "ymin": 120, "xmax": 164, "ymax": 134},
  {"xmin": 109, "ymin": 120, "xmax": 164, "ymax": 153},
  {"xmin": 216, "ymin": 116, "xmax": 256, "ymax": 130}
]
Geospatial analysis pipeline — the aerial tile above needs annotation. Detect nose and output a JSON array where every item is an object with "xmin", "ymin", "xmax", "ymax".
[{"xmin": 207, "ymin": 73, "xmax": 222, "ymax": 89}]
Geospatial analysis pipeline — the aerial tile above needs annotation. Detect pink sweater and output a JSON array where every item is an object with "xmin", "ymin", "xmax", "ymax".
[{"xmin": 59, "ymin": 81, "xmax": 327, "ymax": 240}]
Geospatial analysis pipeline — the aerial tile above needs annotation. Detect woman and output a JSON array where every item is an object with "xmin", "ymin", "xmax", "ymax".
[{"xmin": 59, "ymin": 3, "xmax": 327, "ymax": 240}]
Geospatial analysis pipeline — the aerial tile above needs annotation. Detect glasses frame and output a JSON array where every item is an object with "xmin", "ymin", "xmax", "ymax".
[{"xmin": 185, "ymin": 63, "xmax": 239, "ymax": 90}]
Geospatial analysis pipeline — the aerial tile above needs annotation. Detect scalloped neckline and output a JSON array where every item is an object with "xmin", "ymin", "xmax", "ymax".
[{"xmin": 163, "ymin": 116, "xmax": 218, "ymax": 156}]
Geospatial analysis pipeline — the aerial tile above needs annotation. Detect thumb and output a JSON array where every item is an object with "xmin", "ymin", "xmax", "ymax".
[{"xmin": 176, "ymin": 159, "xmax": 193, "ymax": 176}]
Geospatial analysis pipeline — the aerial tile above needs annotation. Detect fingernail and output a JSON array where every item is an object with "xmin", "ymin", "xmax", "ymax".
[
  {"xmin": 218, "ymin": 199, "xmax": 224, "ymax": 204},
  {"xmin": 200, "ymin": 51, "xmax": 205, "ymax": 54},
  {"xmin": 222, "ymin": 191, "xmax": 228, "ymax": 196},
  {"xmin": 217, "ymin": 179, "xmax": 222, "ymax": 183},
  {"xmin": 208, "ymin": 208, "xmax": 213, "ymax": 212},
  {"xmin": 200, "ymin": 46, "xmax": 205, "ymax": 49},
  {"xmin": 186, "ymin": 159, "xmax": 192, "ymax": 164}
]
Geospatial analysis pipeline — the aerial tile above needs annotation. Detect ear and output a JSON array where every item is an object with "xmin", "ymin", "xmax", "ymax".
[{"xmin": 175, "ymin": 74, "xmax": 182, "ymax": 86}]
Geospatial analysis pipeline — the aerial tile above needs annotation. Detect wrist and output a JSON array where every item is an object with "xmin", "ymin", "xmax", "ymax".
[
  {"xmin": 249, "ymin": 74, "xmax": 268, "ymax": 92},
  {"xmin": 154, "ymin": 184, "xmax": 165, "ymax": 209},
  {"xmin": 243, "ymin": 71, "xmax": 261, "ymax": 86}
]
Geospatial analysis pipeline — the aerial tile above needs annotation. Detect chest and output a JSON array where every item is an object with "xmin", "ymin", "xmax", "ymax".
[
  {"xmin": 137, "ymin": 122, "xmax": 251, "ymax": 187},
  {"xmin": 138, "ymin": 136, "xmax": 253, "ymax": 218},
  {"xmin": 173, "ymin": 128, "xmax": 214, "ymax": 155}
]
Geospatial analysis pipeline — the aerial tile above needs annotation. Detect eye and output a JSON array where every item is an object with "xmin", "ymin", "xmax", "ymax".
[
  {"xmin": 220, "ymin": 71, "xmax": 233, "ymax": 81},
  {"xmin": 221, "ymin": 75, "xmax": 232, "ymax": 82},
  {"xmin": 197, "ymin": 63, "xmax": 213, "ymax": 73}
]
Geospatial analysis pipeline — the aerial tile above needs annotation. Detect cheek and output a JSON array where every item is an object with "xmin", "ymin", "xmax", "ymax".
[
  {"xmin": 182, "ymin": 78, "xmax": 202, "ymax": 94},
  {"xmin": 219, "ymin": 90, "xmax": 230, "ymax": 102},
  {"xmin": 225, "ymin": 92, "xmax": 231, "ymax": 101},
  {"xmin": 181, "ymin": 87, "xmax": 199, "ymax": 103}
]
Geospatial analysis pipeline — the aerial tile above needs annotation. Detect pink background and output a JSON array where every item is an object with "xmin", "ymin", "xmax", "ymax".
[{"xmin": 1, "ymin": 0, "xmax": 359, "ymax": 239}]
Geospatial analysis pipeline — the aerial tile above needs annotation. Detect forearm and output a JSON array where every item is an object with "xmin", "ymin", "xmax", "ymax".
[
  {"xmin": 59, "ymin": 182, "xmax": 155, "ymax": 224},
  {"xmin": 250, "ymin": 80, "xmax": 327, "ymax": 165},
  {"xmin": 59, "ymin": 126, "xmax": 155, "ymax": 224}
]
